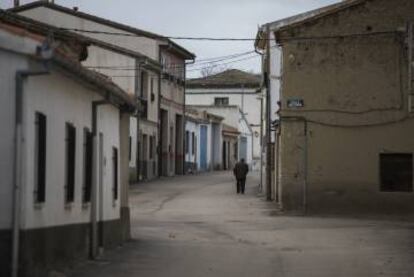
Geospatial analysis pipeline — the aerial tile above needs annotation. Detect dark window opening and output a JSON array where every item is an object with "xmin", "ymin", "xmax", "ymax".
[
  {"xmin": 150, "ymin": 136, "xmax": 154, "ymax": 160},
  {"xmin": 35, "ymin": 112, "xmax": 47, "ymax": 203},
  {"xmin": 113, "ymin": 147, "xmax": 119, "ymax": 200},
  {"xmin": 140, "ymin": 100, "xmax": 148, "ymax": 119},
  {"xmin": 185, "ymin": 131, "xmax": 190, "ymax": 154},
  {"xmin": 140, "ymin": 71, "xmax": 148, "ymax": 99},
  {"xmin": 214, "ymin": 97, "xmax": 229, "ymax": 106},
  {"xmin": 380, "ymin": 153, "xmax": 413, "ymax": 192},
  {"xmin": 192, "ymin": 132, "xmax": 195, "ymax": 155},
  {"xmin": 150, "ymin": 77, "xmax": 155, "ymax": 102},
  {"xmin": 83, "ymin": 128, "xmax": 93, "ymax": 203},
  {"xmin": 65, "ymin": 123, "xmax": 76, "ymax": 203}
]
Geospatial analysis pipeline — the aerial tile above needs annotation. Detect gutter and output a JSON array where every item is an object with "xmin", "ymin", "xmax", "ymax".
[{"xmin": 12, "ymin": 67, "xmax": 50, "ymax": 277}]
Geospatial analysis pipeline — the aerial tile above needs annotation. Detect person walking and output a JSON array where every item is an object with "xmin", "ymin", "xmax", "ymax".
[{"xmin": 233, "ymin": 158, "xmax": 249, "ymax": 194}]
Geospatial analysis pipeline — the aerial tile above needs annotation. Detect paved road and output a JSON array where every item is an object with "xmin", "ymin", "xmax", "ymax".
[{"xmin": 69, "ymin": 172, "xmax": 414, "ymax": 277}]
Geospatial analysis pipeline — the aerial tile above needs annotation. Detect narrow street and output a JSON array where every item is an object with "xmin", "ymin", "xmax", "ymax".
[{"xmin": 69, "ymin": 172, "xmax": 414, "ymax": 277}]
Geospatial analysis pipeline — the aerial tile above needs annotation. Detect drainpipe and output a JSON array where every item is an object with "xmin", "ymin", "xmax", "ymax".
[
  {"xmin": 183, "ymin": 58, "xmax": 195, "ymax": 175},
  {"xmin": 254, "ymin": 27, "xmax": 269, "ymax": 196},
  {"xmin": 90, "ymin": 100, "xmax": 108, "ymax": 259},
  {"xmin": 264, "ymin": 25, "xmax": 273, "ymax": 201},
  {"xmin": 12, "ymin": 68, "xmax": 50, "ymax": 277},
  {"xmin": 259, "ymin": 96, "xmax": 264, "ymax": 192}
]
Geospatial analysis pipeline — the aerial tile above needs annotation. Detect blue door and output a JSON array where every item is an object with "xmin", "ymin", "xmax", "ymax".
[{"xmin": 200, "ymin": 126, "xmax": 208, "ymax": 171}]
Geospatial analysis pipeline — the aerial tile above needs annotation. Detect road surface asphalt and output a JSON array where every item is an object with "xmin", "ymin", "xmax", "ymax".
[{"xmin": 68, "ymin": 171, "xmax": 414, "ymax": 277}]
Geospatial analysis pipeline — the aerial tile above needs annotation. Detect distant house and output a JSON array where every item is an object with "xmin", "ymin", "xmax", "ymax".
[
  {"xmin": 189, "ymin": 105, "xmax": 254, "ymax": 168},
  {"xmin": 185, "ymin": 109, "xmax": 224, "ymax": 172},
  {"xmin": 256, "ymin": 0, "xmax": 414, "ymax": 214},
  {"xmin": 0, "ymin": 12, "xmax": 135, "ymax": 277},
  {"xmin": 222, "ymin": 124, "xmax": 240, "ymax": 171},
  {"xmin": 11, "ymin": 1, "xmax": 195, "ymax": 181},
  {"xmin": 186, "ymin": 69, "xmax": 263, "ymax": 170}
]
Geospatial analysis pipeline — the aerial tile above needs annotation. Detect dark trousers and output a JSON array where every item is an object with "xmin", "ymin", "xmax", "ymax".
[{"xmin": 236, "ymin": 178, "xmax": 246, "ymax": 194}]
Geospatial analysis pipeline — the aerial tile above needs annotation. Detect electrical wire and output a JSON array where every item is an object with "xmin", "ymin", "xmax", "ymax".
[
  {"xmin": 85, "ymin": 52, "xmax": 260, "ymax": 73},
  {"xmin": 84, "ymin": 50, "xmax": 259, "ymax": 71},
  {"xmin": 103, "ymin": 55, "xmax": 260, "ymax": 78},
  {"xmin": 58, "ymin": 27, "xmax": 261, "ymax": 41}
]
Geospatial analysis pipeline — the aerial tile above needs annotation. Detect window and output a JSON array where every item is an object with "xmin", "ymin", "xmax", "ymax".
[
  {"xmin": 150, "ymin": 77, "xmax": 155, "ymax": 102},
  {"xmin": 112, "ymin": 147, "xmax": 119, "ymax": 200},
  {"xmin": 185, "ymin": 131, "xmax": 190, "ymax": 154},
  {"xmin": 83, "ymin": 128, "xmax": 93, "ymax": 203},
  {"xmin": 150, "ymin": 136, "xmax": 154, "ymax": 160},
  {"xmin": 192, "ymin": 132, "xmax": 195, "ymax": 155},
  {"xmin": 140, "ymin": 71, "xmax": 148, "ymax": 99},
  {"xmin": 34, "ymin": 112, "xmax": 47, "ymax": 203},
  {"xmin": 380, "ymin": 153, "xmax": 413, "ymax": 192},
  {"xmin": 234, "ymin": 142, "xmax": 238, "ymax": 160},
  {"xmin": 214, "ymin": 97, "xmax": 229, "ymax": 106},
  {"xmin": 65, "ymin": 123, "xmax": 76, "ymax": 203}
]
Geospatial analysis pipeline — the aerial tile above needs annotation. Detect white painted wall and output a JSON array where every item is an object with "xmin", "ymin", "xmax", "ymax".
[
  {"xmin": 129, "ymin": 116, "xmax": 138, "ymax": 169},
  {"xmin": 191, "ymin": 107, "xmax": 253, "ymax": 166},
  {"xmin": 19, "ymin": 70, "xmax": 121, "ymax": 229},
  {"xmin": 185, "ymin": 120, "xmax": 198, "ymax": 165},
  {"xmin": 18, "ymin": 7, "xmax": 159, "ymax": 60},
  {"xmin": 0, "ymin": 50, "xmax": 28, "ymax": 230},
  {"xmin": 186, "ymin": 89, "xmax": 262, "ymax": 159},
  {"xmin": 269, "ymin": 31, "xmax": 282, "ymax": 123},
  {"xmin": 83, "ymin": 46, "xmax": 136, "ymax": 95}
]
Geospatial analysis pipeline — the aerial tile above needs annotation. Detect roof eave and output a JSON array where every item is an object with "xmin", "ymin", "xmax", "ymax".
[{"xmin": 273, "ymin": 0, "xmax": 367, "ymax": 38}]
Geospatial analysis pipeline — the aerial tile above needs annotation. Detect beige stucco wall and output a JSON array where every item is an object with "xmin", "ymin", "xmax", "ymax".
[{"xmin": 277, "ymin": 0, "xmax": 414, "ymax": 214}]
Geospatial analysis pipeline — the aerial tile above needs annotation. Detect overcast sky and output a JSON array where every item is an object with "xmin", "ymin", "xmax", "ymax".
[{"xmin": 1, "ymin": 0, "xmax": 340, "ymax": 77}]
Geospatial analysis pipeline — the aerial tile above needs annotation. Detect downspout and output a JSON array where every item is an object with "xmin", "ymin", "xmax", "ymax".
[
  {"xmin": 158, "ymin": 48, "xmax": 163, "ymax": 177},
  {"xmin": 259, "ymin": 96, "xmax": 264, "ymax": 193},
  {"xmin": 12, "ymin": 68, "xmax": 50, "ymax": 277},
  {"xmin": 255, "ymin": 31, "xmax": 265, "ymax": 194},
  {"xmin": 183, "ymin": 57, "xmax": 195, "ymax": 175},
  {"xmin": 135, "ymin": 60, "xmax": 146, "ymax": 182},
  {"xmin": 91, "ymin": 100, "xmax": 108, "ymax": 259}
]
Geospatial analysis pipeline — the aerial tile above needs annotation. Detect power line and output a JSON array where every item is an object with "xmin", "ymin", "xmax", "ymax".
[
  {"xmin": 102, "ymin": 55, "xmax": 260, "ymax": 77},
  {"xmin": 59, "ymin": 28, "xmax": 260, "ymax": 41},
  {"xmin": 193, "ymin": 50, "xmax": 256, "ymax": 63},
  {"xmin": 85, "ymin": 51, "xmax": 259, "ymax": 71}
]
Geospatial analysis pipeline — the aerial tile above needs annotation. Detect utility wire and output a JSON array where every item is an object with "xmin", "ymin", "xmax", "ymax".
[
  {"xmin": 85, "ymin": 52, "xmax": 260, "ymax": 71},
  {"xmin": 59, "ymin": 27, "xmax": 401, "ymax": 42},
  {"xmin": 59, "ymin": 27, "xmax": 260, "ymax": 41},
  {"xmin": 103, "ymin": 55, "xmax": 260, "ymax": 77}
]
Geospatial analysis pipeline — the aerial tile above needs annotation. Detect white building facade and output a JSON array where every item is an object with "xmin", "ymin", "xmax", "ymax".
[
  {"xmin": 185, "ymin": 110, "xmax": 224, "ymax": 173},
  {"xmin": 189, "ymin": 105, "xmax": 254, "ymax": 168},
  {"xmin": 12, "ymin": 1, "xmax": 195, "ymax": 181},
  {"xmin": 186, "ymin": 69, "xmax": 262, "ymax": 170},
  {"xmin": 0, "ymin": 14, "xmax": 134, "ymax": 277}
]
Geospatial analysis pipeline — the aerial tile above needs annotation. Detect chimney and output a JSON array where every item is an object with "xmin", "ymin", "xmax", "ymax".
[{"xmin": 14, "ymin": 0, "xmax": 19, "ymax": 7}]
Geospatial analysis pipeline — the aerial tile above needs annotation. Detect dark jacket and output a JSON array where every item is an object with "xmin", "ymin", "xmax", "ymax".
[{"xmin": 233, "ymin": 161, "xmax": 249, "ymax": 180}]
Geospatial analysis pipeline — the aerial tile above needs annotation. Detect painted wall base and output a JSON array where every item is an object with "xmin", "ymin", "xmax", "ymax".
[
  {"xmin": 0, "ymin": 219, "xmax": 124, "ymax": 277},
  {"xmin": 0, "ymin": 229, "xmax": 11, "ymax": 277}
]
